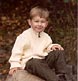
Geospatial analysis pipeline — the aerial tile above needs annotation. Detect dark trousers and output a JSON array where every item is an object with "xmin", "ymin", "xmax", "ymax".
[{"xmin": 26, "ymin": 50, "xmax": 67, "ymax": 81}]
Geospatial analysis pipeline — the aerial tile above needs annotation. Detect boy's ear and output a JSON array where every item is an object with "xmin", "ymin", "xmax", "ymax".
[
  {"xmin": 46, "ymin": 21, "xmax": 49, "ymax": 25},
  {"xmin": 46, "ymin": 21, "xmax": 49, "ymax": 27},
  {"xmin": 27, "ymin": 19, "xmax": 31, "ymax": 26}
]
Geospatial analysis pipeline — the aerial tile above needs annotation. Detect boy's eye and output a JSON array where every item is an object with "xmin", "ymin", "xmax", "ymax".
[
  {"xmin": 35, "ymin": 21, "xmax": 39, "ymax": 22},
  {"xmin": 34, "ymin": 20, "xmax": 46, "ymax": 23},
  {"xmin": 41, "ymin": 21, "xmax": 45, "ymax": 23}
]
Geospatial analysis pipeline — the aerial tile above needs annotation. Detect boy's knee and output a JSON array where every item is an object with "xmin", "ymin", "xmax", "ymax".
[
  {"xmin": 49, "ymin": 50, "xmax": 65, "ymax": 54},
  {"xmin": 55, "ymin": 50, "xmax": 65, "ymax": 57},
  {"xmin": 54, "ymin": 50, "xmax": 65, "ymax": 53},
  {"xmin": 48, "ymin": 50, "xmax": 65, "ymax": 58}
]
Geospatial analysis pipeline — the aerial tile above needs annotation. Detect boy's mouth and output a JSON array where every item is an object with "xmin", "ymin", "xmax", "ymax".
[{"xmin": 36, "ymin": 27, "xmax": 43, "ymax": 30}]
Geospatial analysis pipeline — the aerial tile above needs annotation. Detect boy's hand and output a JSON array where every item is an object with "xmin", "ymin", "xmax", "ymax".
[
  {"xmin": 51, "ymin": 44, "xmax": 64, "ymax": 51},
  {"xmin": 9, "ymin": 67, "xmax": 22, "ymax": 75}
]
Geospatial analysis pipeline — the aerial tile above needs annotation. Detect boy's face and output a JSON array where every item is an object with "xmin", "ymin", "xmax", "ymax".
[{"xmin": 28, "ymin": 16, "xmax": 48, "ymax": 33}]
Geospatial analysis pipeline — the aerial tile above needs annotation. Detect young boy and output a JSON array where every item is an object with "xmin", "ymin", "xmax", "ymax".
[{"xmin": 9, "ymin": 6, "xmax": 69, "ymax": 81}]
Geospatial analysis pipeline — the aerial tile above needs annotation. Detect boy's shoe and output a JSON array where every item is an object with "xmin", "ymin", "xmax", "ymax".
[{"xmin": 58, "ymin": 74, "xmax": 73, "ymax": 81}]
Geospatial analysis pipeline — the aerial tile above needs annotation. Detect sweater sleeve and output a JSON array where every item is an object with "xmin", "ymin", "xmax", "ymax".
[
  {"xmin": 9, "ymin": 34, "xmax": 27, "ymax": 69},
  {"xmin": 46, "ymin": 37, "xmax": 61, "ymax": 52},
  {"xmin": 44, "ymin": 35, "xmax": 61, "ymax": 53},
  {"xmin": 47, "ymin": 44, "xmax": 61, "ymax": 52},
  {"xmin": 43, "ymin": 35, "xmax": 53, "ymax": 53}
]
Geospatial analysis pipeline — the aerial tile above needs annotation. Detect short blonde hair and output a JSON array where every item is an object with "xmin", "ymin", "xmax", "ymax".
[{"xmin": 29, "ymin": 6, "xmax": 49, "ymax": 20}]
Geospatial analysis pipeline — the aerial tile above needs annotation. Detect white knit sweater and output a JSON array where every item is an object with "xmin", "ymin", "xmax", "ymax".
[{"xmin": 9, "ymin": 28, "xmax": 56, "ymax": 69}]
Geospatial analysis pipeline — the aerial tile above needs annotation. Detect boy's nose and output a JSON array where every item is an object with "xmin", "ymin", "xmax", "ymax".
[{"xmin": 38, "ymin": 22, "xmax": 42, "ymax": 25}]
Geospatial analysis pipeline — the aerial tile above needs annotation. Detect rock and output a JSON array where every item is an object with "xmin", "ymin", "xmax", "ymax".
[{"xmin": 6, "ymin": 70, "xmax": 45, "ymax": 81}]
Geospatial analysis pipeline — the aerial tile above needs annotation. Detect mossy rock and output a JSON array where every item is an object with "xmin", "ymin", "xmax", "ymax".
[{"xmin": 6, "ymin": 70, "xmax": 45, "ymax": 81}]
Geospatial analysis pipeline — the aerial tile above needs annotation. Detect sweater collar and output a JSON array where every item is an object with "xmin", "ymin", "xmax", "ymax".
[{"xmin": 30, "ymin": 28, "xmax": 43, "ymax": 38}]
